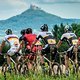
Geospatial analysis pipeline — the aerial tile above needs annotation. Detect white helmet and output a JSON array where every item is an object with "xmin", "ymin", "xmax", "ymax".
[{"xmin": 64, "ymin": 25, "xmax": 72, "ymax": 32}]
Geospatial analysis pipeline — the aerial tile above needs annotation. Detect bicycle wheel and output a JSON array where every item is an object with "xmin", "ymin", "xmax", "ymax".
[
  {"xmin": 18, "ymin": 62, "xmax": 29, "ymax": 75},
  {"xmin": 52, "ymin": 62, "xmax": 62, "ymax": 76},
  {"xmin": 2, "ymin": 63, "xmax": 8, "ymax": 73}
]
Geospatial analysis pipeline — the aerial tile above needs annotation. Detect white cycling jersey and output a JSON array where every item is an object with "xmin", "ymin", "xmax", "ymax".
[
  {"xmin": 60, "ymin": 32, "xmax": 77, "ymax": 46},
  {"xmin": 36, "ymin": 31, "xmax": 56, "ymax": 45},
  {"xmin": 3, "ymin": 34, "xmax": 20, "ymax": 56},
  {"xmin": 36, "ymin": 31, "xmax": 52, "ymax": 38}
]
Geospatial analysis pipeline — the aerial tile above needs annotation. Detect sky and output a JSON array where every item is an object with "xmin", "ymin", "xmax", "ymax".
[{"xmin": 0, "ymin": 0, "xmax": 80, "ymax": 20}]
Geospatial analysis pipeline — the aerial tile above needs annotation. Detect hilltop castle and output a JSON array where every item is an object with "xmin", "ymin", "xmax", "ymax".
[{"xmin": 30, "ymin": 4, "xmax": 41, "ymax": 10}]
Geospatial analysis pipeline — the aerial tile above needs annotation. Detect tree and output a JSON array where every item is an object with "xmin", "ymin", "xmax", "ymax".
[
  {"xmin": 72, "ymin": 23, "xmax": 80, "ymax": 37},
  {"xmin": 52, "ymin": 24, "xmax": 59, "ymax": 40},
  {"xmin": 71, "ymin": 23, "xmax": 77, "ymax": 33},
  {"xmin": 58, "ymin": 23, "xmax": 65, "ymax": 39}
]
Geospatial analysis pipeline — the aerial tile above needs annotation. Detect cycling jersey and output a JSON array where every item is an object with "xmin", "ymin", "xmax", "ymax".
[
  {"xmin": 3, "ymin": 34, "xmax": 20, "ymax": 56},
  {"xmin": 36, "ymin": 31, "xmax": 56, "ymax": 45},
  {"xmin": 23, "ymin": 33, "xmax": 37, "ymax": 53},
  {"xmin": 24, "ymin": 33, "xmax": 36, "ymax": 47},
  {"xmin": 60, "ymin": 32, "xmax": 77, "ymax": 46}
]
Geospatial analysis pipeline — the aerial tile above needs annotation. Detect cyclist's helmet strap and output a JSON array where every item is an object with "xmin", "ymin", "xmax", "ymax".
[
  {"xmin": 5, "ymin": 29, "xmax": 12, "ymax": 35},
  {"xmin": 40, "ymin": 24, "xmax": 48, "ymax": 31}
]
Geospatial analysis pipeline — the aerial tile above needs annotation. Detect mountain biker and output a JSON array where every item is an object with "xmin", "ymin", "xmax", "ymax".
[
  {"xmin": 19, "ymin": 29, "xmax": 26, "ymax": 54},
  {"xmin": 0, "ymin": 29, "xmax": 20, "ymax": 70},
  {"xmin": 31, "ymin": 24, "xmax": 57, "ymax": 65},
  {"xmin": 23, "ymin": 28, "xmax": 37, "ymax": 53},
  {"xmin": 56, "ymin": 25, "xmax": 78, "ymax": 76},
  {"xmin": 19, "ymin": 29, "xmax": 26, "ymax": 42},
  {"xmin": 19, "ymin": 28, "xmax": 37, "ymax": 69}
]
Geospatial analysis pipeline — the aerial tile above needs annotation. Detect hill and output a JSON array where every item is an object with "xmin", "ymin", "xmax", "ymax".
[{"xmin": 0, "ymin": 5, "xmax": 80, "ymax": 35}]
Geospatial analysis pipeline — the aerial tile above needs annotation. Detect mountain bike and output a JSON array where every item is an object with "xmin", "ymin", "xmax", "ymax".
[
  {"xmin": 2, "ymin": 53, "xmax": 21, "ymax": 75},
  {"xmin": 40, "ymin": 45, "xmax": 63, "ymax": 76}
]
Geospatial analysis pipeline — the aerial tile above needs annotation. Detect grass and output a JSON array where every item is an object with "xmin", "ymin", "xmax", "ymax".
[
  {"xmin": 0, "ymin": 70, "xmax": 80, "ymax": 80},
  {"xmin": 0, "ymin": 62, "xmax": 80, "ymax": 80}
]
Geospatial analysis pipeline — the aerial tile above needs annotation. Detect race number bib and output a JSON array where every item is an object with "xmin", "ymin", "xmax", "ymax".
[
  {"xmin": 47, "ymin": 39, "xmax": 56, "ymax": 44},
  {"xmin": 35, "ymin": 40, "xmax": 42, "ymax": 46},
  {"xmin": 72, "ymin": 39, "xmax": 78, "ymax": 45}
]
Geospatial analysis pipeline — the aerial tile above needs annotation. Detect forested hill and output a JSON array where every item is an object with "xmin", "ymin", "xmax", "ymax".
[{"xmin": 0, "ymin": 5, "xmax": 80, "ymax": 31}]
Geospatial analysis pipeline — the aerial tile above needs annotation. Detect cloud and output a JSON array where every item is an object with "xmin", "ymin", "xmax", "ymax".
[
  {"xmin": 0, "ymin": 0, "xmax": 28, "ymax": 20},
  {"xmin": 0, "ymin": 0, "xmax": 27, "ymax": 9},
  {"xmin": 38, "ymin": 0, "xmax": 80, "ymax": 3}
]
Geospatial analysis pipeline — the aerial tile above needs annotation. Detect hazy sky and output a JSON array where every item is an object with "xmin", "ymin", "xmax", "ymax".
[{"xmin": 0, "ymin": 0, "xmax": 80, "ymax": 20}]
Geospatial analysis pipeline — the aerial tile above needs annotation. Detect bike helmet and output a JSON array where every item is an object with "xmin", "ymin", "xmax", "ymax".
[
  {"xmin": 40, "ymin": 24, "xmax": 48, "ymax": 31},
  {"xmin": 26, "ymin": 28, "xmax": 32, "ymax": 34},
  {"xmin": 5, "ymin": 29, "xmax": 12, "ymax": 35},
  {"xmin": 20, "ymin": 29, "xmax": 25, "ymax": 35},
  {"xmin": 64, "ymin": 25, "xmax": 72, "ymax": 32}
]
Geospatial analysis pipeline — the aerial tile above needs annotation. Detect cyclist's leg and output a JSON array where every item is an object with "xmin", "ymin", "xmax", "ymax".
[
  {"xmin": 64, "ymin": 54, "xmax": 69, "ymax": 75},
  {"xmin": 6, "ymin": 54, "xmax": 11, "ymax": 68},
  {"xmin": 7, "ymin": 48, "xmax": 16, "ymax": 69},
  {"xmin": 65, "ymin": 46, "xmax": 74, "ymax": 75},
  {"xmin": 26, "ymin": 52, "xmax": 35, "ymax": 70},
  {"xmin": 41, "ymin": 45, "xmax": 50, "ymax": 65},
  {"xmin": 73, "ymin": 45, "xmax": 78, "ymax": 65}
]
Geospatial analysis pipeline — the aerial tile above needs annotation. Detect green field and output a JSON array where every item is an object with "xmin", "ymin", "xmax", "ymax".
[{"xmin": 0, "ymin": 71, "xmax": 80, "ymax": 80}]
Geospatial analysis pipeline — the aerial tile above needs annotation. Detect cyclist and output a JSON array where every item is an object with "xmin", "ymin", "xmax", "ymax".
[
  {"xmin": 0, "ymin": 29, "xmax": 20, "ymax": 70},
  {"xmin": 20, "ymin": 28, "xmax": 37, "ymax": 69},
  {"xmin": 19, "ymin": 29, "xmax": 26, "ymax": 54},
  {"xmin": 19, "ymin": 29, "xmax": 26, "ymax": 42},
  {"xmin": 56, "ymin": 25, "xmax": 78, "ymax": 76},
  {"xmin": 23, "ymin": 28, "xmax": 37, "ymax": 53},
  {"xmin": 31, "ymin": 24, "xmax": 57, "ymax": 65}
]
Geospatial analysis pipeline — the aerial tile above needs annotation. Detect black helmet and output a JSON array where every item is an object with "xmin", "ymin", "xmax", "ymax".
[
  {"xmin": 20, "ymin": 29, "xmax": 25, "ymax": 35},
  {"xmin": 5, "ymin": 29, "xmax": 12, "ymax": 35},
  {"xmin": 64, "ymin": 25, "xmax": 72, "ymax": 32},
  {"xmin": 26, "ymin": 28, "xmax": 32, "ymax": 34},
  {"xmin": 40, "ymin": 24, "xmax": 48, "ymax": 31}
]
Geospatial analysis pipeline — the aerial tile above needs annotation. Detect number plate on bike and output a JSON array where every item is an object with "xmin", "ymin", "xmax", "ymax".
[
  {"xmin": 72, "ymin": 39, "xmax": 78, "ymax": 45},
  {"xmin": 48, "ymin": 39, "xmax": 56, "ymax": 44}
]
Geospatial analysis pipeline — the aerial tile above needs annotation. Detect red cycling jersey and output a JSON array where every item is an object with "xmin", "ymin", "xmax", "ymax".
[
  {"xmin": 24, "ymin": 33, "xmax": 36, "ymax": 47},
  {"xmin": 24, "ymin": 33, "xmax": 36, "ymax": 52}
]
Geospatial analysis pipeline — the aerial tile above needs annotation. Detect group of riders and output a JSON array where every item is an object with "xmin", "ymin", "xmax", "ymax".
[{"xmin": 0, "ymin": 24, "xmax": 80, "ymax": 76}]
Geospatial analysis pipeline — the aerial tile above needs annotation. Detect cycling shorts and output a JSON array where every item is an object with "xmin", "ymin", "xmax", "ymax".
[{"xmin": 7, "ymin": 46, "xmax": 19, "ymax": 56}]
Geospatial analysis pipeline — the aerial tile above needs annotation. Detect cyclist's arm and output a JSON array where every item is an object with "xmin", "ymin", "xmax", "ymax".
[
  {"xmin": 56, "ymin": 40, "xmax": 62, "ymax": 48},
  {"xmin": 56, "ymin": 34, "xmax": 65, "ymax": 48},
  {"xmin": 17, "ymin": 40, "xmax": 23, "ymax": 52},
  {"xmin": 31, "ymin": 39, "xmax": 37, "ymax": 51},
  {"xmin": 0, "ymin": 40, "xmax": 5, "ymax": 53}
]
